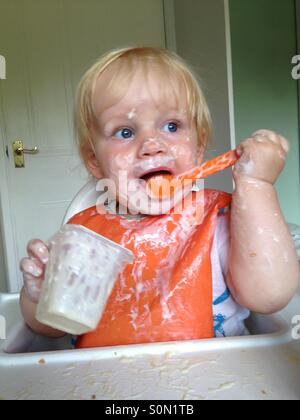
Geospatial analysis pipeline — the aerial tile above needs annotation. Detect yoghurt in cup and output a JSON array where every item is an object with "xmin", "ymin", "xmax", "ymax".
[{"xmin": 36, "ymin": 225, "xmax": 134, "ymax": 335}]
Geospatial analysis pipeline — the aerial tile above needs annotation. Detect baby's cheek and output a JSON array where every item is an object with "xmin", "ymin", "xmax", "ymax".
[
  {"xmin": 107, "ymin": 152, "xmax": 136, "ymax": 178},
  {"xmin": 170, "ymin": 144, "xmax": 197, "ymax": 170},
  {"xmin": 114, "ymin": 153, "xmax": 136, "ymax": 170}
]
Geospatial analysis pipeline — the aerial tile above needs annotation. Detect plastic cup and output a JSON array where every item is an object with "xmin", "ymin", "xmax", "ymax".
[{"xmin": 36, "ymin": 225, "xmax": 134, "ymax": 335}]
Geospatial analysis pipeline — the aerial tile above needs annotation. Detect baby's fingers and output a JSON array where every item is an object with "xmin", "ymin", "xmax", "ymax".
[
  {"xmin": 20, "ymin": 257, "xmax": 44, "ymax": 278},
  {"xmin": 252, "ymin": 129, "xmax": 289, "ymax": 153},
  {"xmin": 22, "ymin": 272, "xmax": 44, "ymax": 303},
  {"xmin": 27, "ymin": 239, "xmax": 49, "ymax": 265},
  {"xmin": 278, "ymin": 135, "xmax": 289, "ymax": 154}
]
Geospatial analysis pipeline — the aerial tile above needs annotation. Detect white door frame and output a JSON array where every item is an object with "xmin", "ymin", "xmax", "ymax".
[
  {"xmin": 224, "ymin": 0, "xmax": 237, "ymax": 150},
  {"xmin": 0, "ymin": 92, "xmax": 21, "ymax": 292},
  {"xmin": 162, "ymin": 0, "xmax": 177, "ymax": 51}
]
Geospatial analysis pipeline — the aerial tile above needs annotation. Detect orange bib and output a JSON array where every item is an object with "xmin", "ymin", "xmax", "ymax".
[{"xmin": 68, "ymin": 189, "xmax": 232, "ymax": 348}]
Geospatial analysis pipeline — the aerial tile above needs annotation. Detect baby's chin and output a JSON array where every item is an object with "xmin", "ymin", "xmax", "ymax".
[
  {"xmin": 117, "ymin": 196, "xmax": 172, "ymax": 217},
  {"xmin": 117, "ymin": 190, "xmax": 190, "ymax": 217}
]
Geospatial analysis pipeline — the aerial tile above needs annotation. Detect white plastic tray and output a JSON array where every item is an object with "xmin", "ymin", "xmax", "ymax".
[{"xmin": 0, "ymin": 292, "xmax": 299, "ymax": 400}]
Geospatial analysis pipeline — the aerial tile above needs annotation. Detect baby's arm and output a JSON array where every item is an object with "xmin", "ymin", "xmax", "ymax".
[
  {"xmin": 228, "ymin": 130, "xmax": 300, "ymax": 314},
  {"xmin": 20, "ymin": 240, "xmax": 66, "ymax": 338}
]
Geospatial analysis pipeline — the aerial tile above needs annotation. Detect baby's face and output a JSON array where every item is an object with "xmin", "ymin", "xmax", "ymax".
[{"xmin": 88, "ymin": 68, "xmax": 205, "ymax": 212}]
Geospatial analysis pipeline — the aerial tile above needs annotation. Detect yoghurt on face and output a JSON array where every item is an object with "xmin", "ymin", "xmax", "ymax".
[{"xmin": 36, "ymin": 225, "xmax": 134, "ymax": 335}]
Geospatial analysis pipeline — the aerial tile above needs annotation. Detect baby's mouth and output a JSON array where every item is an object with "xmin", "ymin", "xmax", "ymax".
[
  {"xmin": 133, "ymin": 160, "xmax": 176, "ymax": 201},
  {"xmin": 140, "ymin": 169, "xmax": 174, "ymax": 183},
  {"xmin": 138, "ymin": 168, "xmax": 175, "ymax": 202}
]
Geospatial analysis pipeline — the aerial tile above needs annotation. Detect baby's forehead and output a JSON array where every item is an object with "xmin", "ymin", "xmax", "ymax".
[
  {"xmin": 92, "ymin": 62, "xmax": 189, "ymax": 118},
  {"xmin": 101, "ymin": 104, "xmax": 188, "ymax": 125}
]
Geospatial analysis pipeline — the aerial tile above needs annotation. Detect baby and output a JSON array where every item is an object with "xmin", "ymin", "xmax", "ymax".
[{"xmin": 19, "ymin": 47, "xmax": 300, "ymax": 348}]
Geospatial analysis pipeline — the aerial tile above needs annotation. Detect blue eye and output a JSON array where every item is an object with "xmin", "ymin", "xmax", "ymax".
[
  {"xmin": 115, "ymin": 128, "xmax": 134, "ymax": 140},
  {"xmin": 162, "ymin": 122, "xmax": 179, "ymax": 133}
]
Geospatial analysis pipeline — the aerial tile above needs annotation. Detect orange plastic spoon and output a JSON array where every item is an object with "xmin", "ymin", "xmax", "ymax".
[{"xmin": 147, "ymin": 149, "xmax": 239, "ymax": 200}]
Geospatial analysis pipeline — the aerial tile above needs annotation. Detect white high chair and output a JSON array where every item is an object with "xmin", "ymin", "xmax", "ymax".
[
  {"xmin": 63, "ymin": 177, "xmax": 99, "ymax": 225},
  {"xmin": 0, "ymin": 180, "xmax": 299, "ymax": 400}
]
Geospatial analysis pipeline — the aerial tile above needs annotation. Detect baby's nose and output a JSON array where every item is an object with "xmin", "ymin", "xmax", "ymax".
[{"xmin": 138, "ymin": 138, "xmax": 168, "ymax": 158}]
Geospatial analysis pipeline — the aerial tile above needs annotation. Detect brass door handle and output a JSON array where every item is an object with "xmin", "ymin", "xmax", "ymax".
[
  {"xmin": 13, "ymin": 140, "xmax": 39, "ymax": 168},
  {"xmin": 15, "ymin": 146, "xmax": 39, "ymax": 155}
]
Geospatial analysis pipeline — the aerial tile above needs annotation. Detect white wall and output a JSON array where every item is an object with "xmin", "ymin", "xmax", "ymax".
[{"xmin": 173, "ymin": 0, "xmax": 233, "ymax": 192}]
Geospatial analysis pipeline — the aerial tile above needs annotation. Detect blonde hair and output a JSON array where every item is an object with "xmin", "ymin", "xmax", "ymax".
[{"xmin": 74, "ymin": 46, "xmax": 212, "ymax": 166}]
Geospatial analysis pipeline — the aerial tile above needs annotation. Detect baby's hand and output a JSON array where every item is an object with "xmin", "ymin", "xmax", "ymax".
[
  {"xmin": 20, "ymin": 240, "xmax": 50, "ymax": 304},
  {"xmin": 234, "ymin": 129, "xmax": 289, "ymax": 184}
]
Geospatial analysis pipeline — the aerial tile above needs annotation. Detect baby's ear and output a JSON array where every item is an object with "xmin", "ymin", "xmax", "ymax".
[{"xmin": 84, "ymin": 145, "xmax": 103, "ymax": 179}]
